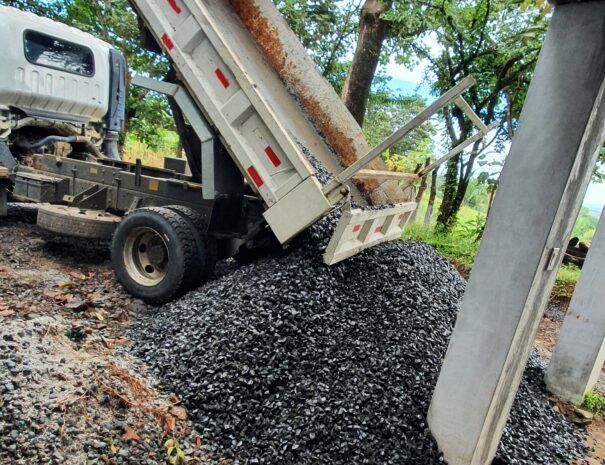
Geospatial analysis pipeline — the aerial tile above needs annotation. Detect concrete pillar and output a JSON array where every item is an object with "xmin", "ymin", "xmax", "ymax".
[
  {"xmin": 427, "ymin": 3, "xmax": 605, "ymax": 465},
  {"xmin": 545, "ymin": 208, "xmax": 605, "ymax": 404}
]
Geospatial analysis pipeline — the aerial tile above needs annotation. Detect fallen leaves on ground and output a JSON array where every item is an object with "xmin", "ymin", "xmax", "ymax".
[
  {"xmin": 121, "ymin": 428, "xmax": 141, "ymax": 442},
  {"xmin": 58, "ymin": 281, "xmax": 77, "ymax": 289},
  {"xmin": 164, "ymin": 416, "xmax": 176, "ymax": 433},
  {"xmin": 68, "ymin": 271, "xmax": 87, "ymax": 280},
  {"xmin": 170, "ymin": 406, "xmax": 187, "ymax": 421}
]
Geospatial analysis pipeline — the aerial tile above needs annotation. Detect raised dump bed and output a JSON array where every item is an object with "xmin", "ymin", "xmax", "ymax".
[
  {"xmin": 131, "ymin": 0, "xmax": 341, "ymax": 242},
  {"xmin": 130, "ymin": 0, "xmax": 490, "ymax": 264}
]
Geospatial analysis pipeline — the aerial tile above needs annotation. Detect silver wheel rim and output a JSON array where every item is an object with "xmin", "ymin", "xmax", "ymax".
[{"xmin": 123, "ymin": 227, "xmax": 169, "ymax": 286}]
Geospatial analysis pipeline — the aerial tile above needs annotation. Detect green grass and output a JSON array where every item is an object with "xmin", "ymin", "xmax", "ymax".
[
  {"xmin": 405, "ymin": 196, "xmax": 584, "ymax": 295},
  {"xmin": 405, "ymin": 223, "xmax": 479, "ymax": 273},
  {"xmin": 123, "ymin": 130, "xmax": 180, "ymax": 168},
  {"xmin": 552, "ymin": 264, "xmax": 581, "ymax": 299},
  {"xmin": 404, "ymin": 194, "xmax": 485, "ymax": 274},
  {"xmin": 583, "ymin": 390, "xmax": 605, "ymax": 415}
]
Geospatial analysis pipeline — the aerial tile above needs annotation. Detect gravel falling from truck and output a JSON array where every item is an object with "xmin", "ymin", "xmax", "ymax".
[{"xmin": 130, "ymin": 209, "xmax": 586, "ymax": 464}]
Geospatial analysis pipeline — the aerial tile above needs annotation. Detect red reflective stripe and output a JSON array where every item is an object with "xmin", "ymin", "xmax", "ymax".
[
  {"xmin": 247, "ymin": 166, "xmax": 263, "ymax": 187},
  {"xmin": 214, "ymin": 68, "xmax": 230, "ymax": 88},
  {"xmin": 375, "ymin": 226, "xmax": 382, "ymax": 233},
  {"xmin": 264, "ymin": 146, "xmax": 281, "ymax": 167},
  {"xmin": 167, "ymin": 0, "xmax": 182, "ymax": 13},
  {"xmin": 352, "ymin": 225, "xmax": 361, "ymax": 233},
  {"xmin": 161, "ymin": 34, "xmax": 174, "ymax": 51}
]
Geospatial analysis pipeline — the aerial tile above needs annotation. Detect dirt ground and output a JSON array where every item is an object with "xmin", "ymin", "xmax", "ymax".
[
  {"xmin": 0, "ymin": 207, "xmax": 216, "ymax": 464},
  {"xmin": 0, "ymin": 206, "xmax": 603, "ymax": 464}
]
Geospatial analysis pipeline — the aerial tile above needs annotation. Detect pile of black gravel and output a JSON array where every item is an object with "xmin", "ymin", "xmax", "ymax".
[
  {"xmin": 131, "ymin": 192, "xmax": 586, "ymax": 464},
  {"xmin": 497, "ymin": 354, "xmax": 586, "ymax": 464}
]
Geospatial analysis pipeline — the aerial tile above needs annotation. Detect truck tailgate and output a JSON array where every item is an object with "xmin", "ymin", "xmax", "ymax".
[{"xmin": 323, "ymin": 202, "xmax": 417, "ymax": 265}]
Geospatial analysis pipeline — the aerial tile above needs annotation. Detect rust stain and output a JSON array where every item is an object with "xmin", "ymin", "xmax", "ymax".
[
  {"xmin": 229, "ymin": 0, "xmax": 379, "ymax": 194},
  {"xmin": 229, "ymin": 0, "xmax": 287, "ymax": 77}
]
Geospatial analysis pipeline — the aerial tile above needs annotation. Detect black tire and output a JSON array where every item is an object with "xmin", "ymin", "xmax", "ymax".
[
  {"xmin": 111, "ymin": 207, "xmax": 197, "ymax": 305},
  {"xmin": 165, "ymin": 205, "xmax": 217, "ymax": 283}
]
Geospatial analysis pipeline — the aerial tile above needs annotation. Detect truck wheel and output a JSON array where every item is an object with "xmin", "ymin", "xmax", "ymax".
[
  {"xmin": 165, "ymin": 205, "xmax": 217, "ymax": 283},
  {"xmin": 111, "ymin": 207, "xmax": 197, "ymax": 305}
]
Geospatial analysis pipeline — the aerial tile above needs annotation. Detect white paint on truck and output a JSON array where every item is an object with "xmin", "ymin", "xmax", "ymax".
[{"xmin": 0, "ymin": 6, "xmax": 111, "ymax": 123}]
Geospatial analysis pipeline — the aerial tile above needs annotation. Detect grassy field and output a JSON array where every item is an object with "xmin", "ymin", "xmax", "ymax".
[
  {"xmin": 404, "ymin": 193, "xmax": 485, "ymax": 272},
  {"xmin": 122, "ymin": 131, "xmax": 180, "ymax": 168}
]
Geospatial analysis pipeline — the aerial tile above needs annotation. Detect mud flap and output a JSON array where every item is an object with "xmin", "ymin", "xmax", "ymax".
[{"xmin": 323, "ymin": 202, "xmax": 417, "ymax": 265}]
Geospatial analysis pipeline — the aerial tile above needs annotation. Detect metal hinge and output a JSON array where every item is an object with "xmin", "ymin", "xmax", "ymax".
[{"xmin": 545, "ymin": 247, "xmax": 561, "ymax": 271}]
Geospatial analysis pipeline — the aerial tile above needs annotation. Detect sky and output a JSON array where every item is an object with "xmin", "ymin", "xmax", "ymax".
[{"xmin": 380, "ymin": 57, "xmax": 605, "ymax": 218}]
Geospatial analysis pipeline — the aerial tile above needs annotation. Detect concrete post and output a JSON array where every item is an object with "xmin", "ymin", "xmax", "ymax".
[
  {"xmin": 545, "ymin": 208, "xmax": 605, "ymax": 404},
  {"xmin": 427, "ymin": 3, "xmax": 605, "ymax": 465}
]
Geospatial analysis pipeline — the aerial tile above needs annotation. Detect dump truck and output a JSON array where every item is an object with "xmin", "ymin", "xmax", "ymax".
[{"xmin": 0, "ymin": 2, "xmax": 493, "ymax": 304}]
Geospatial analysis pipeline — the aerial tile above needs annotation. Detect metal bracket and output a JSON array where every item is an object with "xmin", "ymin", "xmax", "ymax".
[
  {"xmin": 132, "ymin": 75, "xmax": 217, "ymax": 200},
  {"xmin": 135, "ymin": 158, "xmax": 143, "ymax": 187},
  {"xmin": 127, "ymin": 197, "xmax": 144, "ymax": 214},
  {"xmin": 67, "ymin": 184, "xmax": 109, "ymax": 210},
  {"xmin": 418, "ymin": 122, "xmax": 500, "ymax": 178},
  {"xmin": 0, "ymin": 141, "xmax": 17, "ymax": 173}
]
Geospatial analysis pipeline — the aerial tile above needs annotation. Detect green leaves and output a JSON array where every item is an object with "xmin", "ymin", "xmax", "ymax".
[
  {"xmin": 165, "ymin": 438, "xmax": 186, "ymax": 465},
  {"xmin": 362, "ymin": 92, "xmax": 436, "ymax": 173},
  {"xmin": 274, "ymin": 0, "xmax": 360, "ymax": 88},
  {"xmin": 583, "ymin": 391, "xmax": 605, "ymax": 415},
  {"xmin": 521, "ymin": 0, "xmax": 551, "ymax": 15}
]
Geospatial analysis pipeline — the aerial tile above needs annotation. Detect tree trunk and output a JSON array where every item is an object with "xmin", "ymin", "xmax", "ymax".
[
  {"xmin": 341, "ymin": 0, "xmax": 392, "ymax": 126},
  {"xmin": 486, "ymin": 183, "xmax": 497, "ymax": 217},
  {"xmin": 410, "ymin": 158, "xmax": 430, "ymax": 222},
  {"xmin": 424, "ymin": 169, "xmax": 437, "ymax": 227},
  {"xmin": 437, "ymin": 137, "xmax": 482, "ymax": 230},
  {"xmin": 436, "ymin": 156, "xmax": 459, "ymax": 230},
  {"xmin": 451, "ymin": 176, "xmax": 471, "ymax": 218},
  {"xmin": 476, "ymin": 182, "xmax": 497, "ymax": 242}
]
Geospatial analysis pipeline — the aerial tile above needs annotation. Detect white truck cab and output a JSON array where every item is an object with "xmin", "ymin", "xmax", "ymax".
[{"xmin": 0, "ymin": 6, "xmax": 126, "ymax": 159}]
